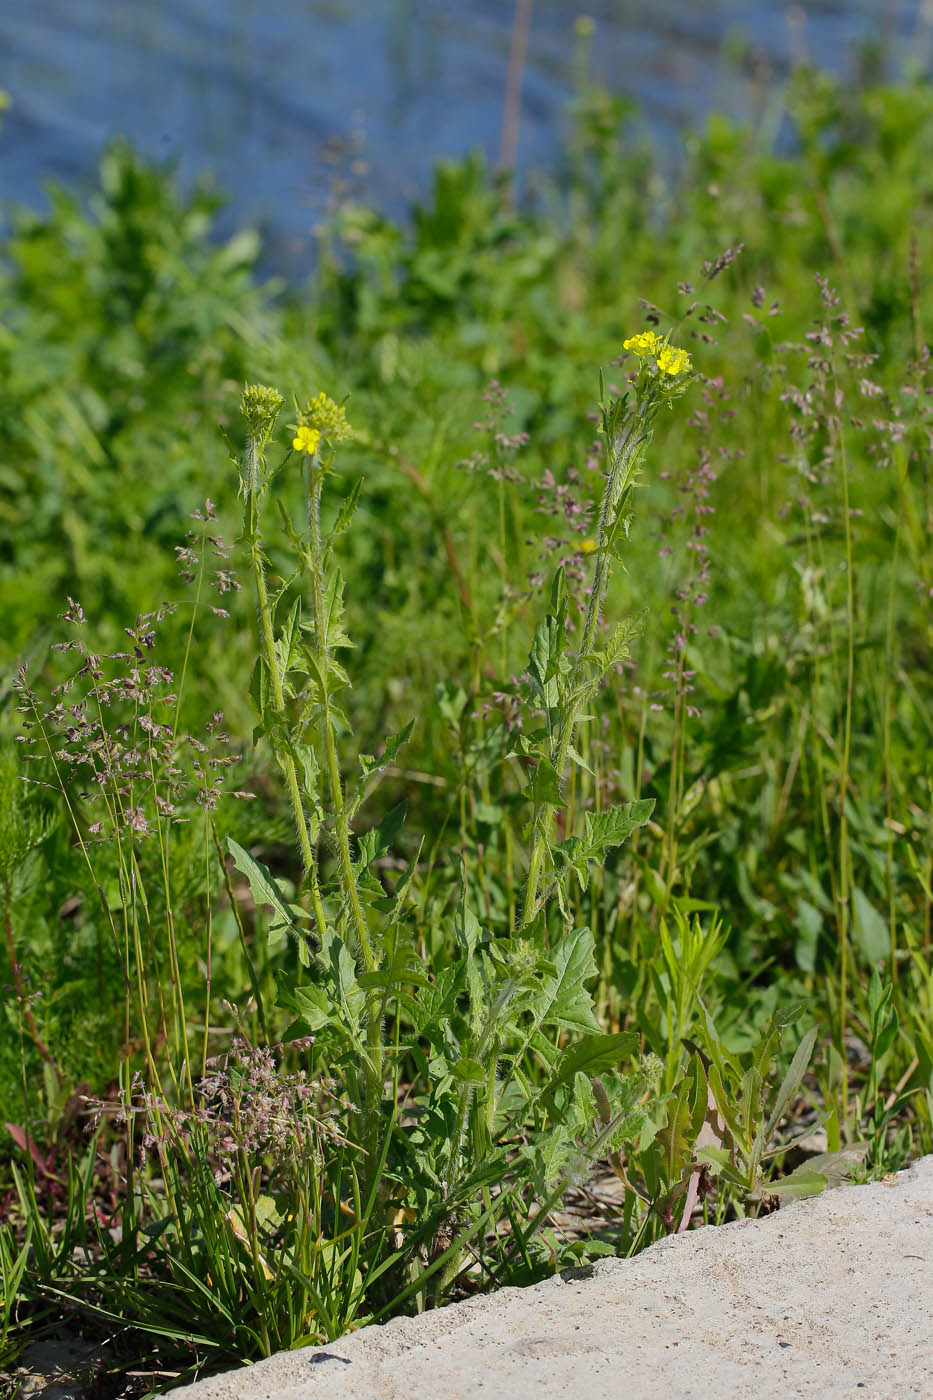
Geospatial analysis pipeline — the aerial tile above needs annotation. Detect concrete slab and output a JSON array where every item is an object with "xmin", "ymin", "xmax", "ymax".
[{"xmin": 176, "ymin": 1156, "xmax": 933, "ymax": 1400}]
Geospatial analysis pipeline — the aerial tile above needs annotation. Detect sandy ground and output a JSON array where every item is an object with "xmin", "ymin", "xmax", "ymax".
[{"xmin": 173, "ymin": 1155, "xmax": 933, "ymax": 1400}]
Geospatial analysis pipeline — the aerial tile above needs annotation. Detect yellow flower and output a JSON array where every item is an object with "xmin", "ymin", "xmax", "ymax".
[
  {"xmin": 579, "ymin": 538, "xmax": 598, "ymax": 554},
  {"xmin": 622, "ymin": 330, "xmax": 661, "ymax": 357},
  {"xmin": 293, "ymin": 424, "xmax": 322, "ymax": 454},
  {"xmin": 655, "ymin": 345, "xmax": 692, "ymax": 377}
]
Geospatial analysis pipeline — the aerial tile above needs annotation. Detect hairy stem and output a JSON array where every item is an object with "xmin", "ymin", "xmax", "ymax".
[
  {"xmin": 303, "ymin": 454, "xmax": 384, "ymax": 1184},
  {"xmin": 520, "ymin": 419, "xmax": 645, "ymax": 927},
  {"xmin": 244, "ymin": 436, "xmax": 328, "ymax": 943}
]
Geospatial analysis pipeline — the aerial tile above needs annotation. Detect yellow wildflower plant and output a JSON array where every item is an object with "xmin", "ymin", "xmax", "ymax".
[
  {"xmin": 579, "ymin": 538, "xmax": 598, "ymax": 554},
  {"xmin": 293, "ymin": 424, "xmax": 322, "ymax": 455},
  {"xmin": 656, "ymin": 344, "xmax": 692, "ymax": 377}
]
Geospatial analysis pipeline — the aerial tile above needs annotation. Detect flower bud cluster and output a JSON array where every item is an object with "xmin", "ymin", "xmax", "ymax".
[
  {"xmin": 239, "ymin": 383, "xmax": 284, "ymax": 438},
  {"xmin": 301, "ymin": 390, "xmax": 353, "ymax": 445}
]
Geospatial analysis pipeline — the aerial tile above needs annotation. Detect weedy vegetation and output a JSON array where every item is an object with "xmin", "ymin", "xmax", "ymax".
[{"xmin": 0, "ymin": 55, "xmax": 931, "ymax": 1395}]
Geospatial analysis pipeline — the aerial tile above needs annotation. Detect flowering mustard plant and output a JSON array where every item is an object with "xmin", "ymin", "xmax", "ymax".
[{"xmin": 518, "ymin": 337, "xmax": 694, "ymax": 928}]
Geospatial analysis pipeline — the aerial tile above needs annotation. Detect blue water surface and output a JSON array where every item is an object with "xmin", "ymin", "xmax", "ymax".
[{"xmin": 0, "ymin": 0, "xmax": 926, "ymax": 270}]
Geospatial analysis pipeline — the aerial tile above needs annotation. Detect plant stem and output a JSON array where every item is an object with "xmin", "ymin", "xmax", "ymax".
[
  {"xmin": 244, "ymin": 435, "xmax": 328, "ymax": 943},
  {"xmin": 303, "ymin": 454, "xmax": 384, "ymax": 1183},
  {"xmin": 520, "ymin": 419, "xmax": 645, "ymax": 927},
  {"xmin": 833, "ymin": 395, "xmax": 856, "ymax": 1121}
]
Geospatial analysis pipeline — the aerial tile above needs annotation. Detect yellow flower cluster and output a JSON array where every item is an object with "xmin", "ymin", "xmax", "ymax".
[
  {"xmin": 293, "ymin": 424, "xmax": 322, "ymax": 455},
  {"xmin": 622, "ymin": 330, "xmax": 692, "ymax": 377},
  {"xmin": 304, "ymin": 390, "xmax": 352, "ymax": 443},
  {"xmin": 622, "ymin": 330, "xmax": 662, "ymax": 357},
  {"xmin": 579, "ymin": 538, "xmax": 598, "ymax": 554},
  {"xmin": 656, "ymin": 345, "xmax": 692, "ymax": 376}
]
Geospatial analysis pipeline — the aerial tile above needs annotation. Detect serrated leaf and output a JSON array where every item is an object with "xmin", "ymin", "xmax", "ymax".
[
  {"xmin": 569, "ymin": 1071, "xmax": 597, "ymax": 1130},
  {"xmin": 329, "ymin": 476, "xmax": 363, "ymax": 539},
  {"xmin": 318, "ymin": 926, "xmax": 365, "ymax": 1039},
  {"xmin": 359, "ymin": 720, "xmax": 414, "ymax": 778},
  {"xmin": 249, "ymin": 655, "xmax": 273, "ymax": 728},
  {"xmin": 277, "ymin": 981, "xmax": 332, "ymax": 1032},
  {"xmin": 695, "ymin": 1143, "xmax": 733, "ymax": 1174},
  {"xmin": 585, "ymin": 613, "xmax": 646, "ymax": 676},
  {"xmin": 455, "ymin": 869, "xmax": 482, "ymax": 958},
  {"xmin": 555, "ymin": 799, "xmax": 653, "ymax": 886},
  {"xmin": 522, "ymin": 756, "xmax": 563, "ymax": 807},
  {"xmin": 371, "ymin": 837, "xmax": 424, "ymax": 924},
  {"xmin": 356, "ymin": 799, "xmax": 407, "ymax": 868},
  {"xmin": 324, "ymin": 569, "xmax": 353, "ymax": 650},
  {"xmin": 582, "ymin": 799, "xmax": 654, "ymax": 857},
  {"xmin": 436, "ymin": 681, "xmax": 467, "ymax": 724},
  {"xmin": 566, "ymin": 744, "xmax": 596, "ymax": 777},
  {"xmin": 274, "ymin": 596, "xmax": 302, "ymax": 679},
  {"xmin": 535, "ymin": 927, "xmax": 601, "ymax": 1035}
]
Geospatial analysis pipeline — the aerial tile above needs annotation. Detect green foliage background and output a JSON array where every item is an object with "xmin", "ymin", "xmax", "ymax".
[{"xmin": 0, "ymin": 64, "xmax": 931, "ymax": 1381}]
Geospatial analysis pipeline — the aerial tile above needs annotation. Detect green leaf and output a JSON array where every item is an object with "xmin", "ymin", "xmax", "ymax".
[
  {"xmin": 227, "ymin": 838, "xmax": 308, "ymax": 946},
  {"xmin": 585, "ymin": 613, "xmax": 646, "ymax": 676},
  {"xmin": 318, "ymin": 926, "xmax": 365, "ymax": 1038},
  {"xmin": 249, "ymin": 655, "xmax": 272, "ymax": 734},
  {"xmin": 455, "ymin": 869, "xmax": 482, "ymax": 958},
  {"xmin": 566, "ymin": 744, "xmax": 596, "ymax": 777},
  {"xmin": 357, "ymin": 799, "xmax": 407, "ymax": 868},
  {"xmin": 527, "ymin": 615, "xmax": 563, "ymax": 711},
  {"xmin": 371, "ymin": 837, "xmax": 424, "ymax": 923},
  {"xmin": 765, "ymin": 1025, "xmax": 819, "ymax": 1140},
  {"xmin": 555, "ymin": 799, "xmax": 653, "ymax": 886},
  {"xmin": 329, "ymin": 476, "xmax": 363, "ymax": 539},
  {"xmin": 278, "ymin": 981, "xmax": 332, "ymax": 1032},
  {"xmin": 695, "ymin": 1143, "xmax": 733, "ymax": 1175},
  {"xmin": 852, "ymin": 887, "xmax": 890, "ymax": 964},
  {"xmin": 582, "ymin": 799, "xmax": 654, "ymax": 856},
  {"xmin": 436, "ymin": 681, "xmax": 468, "ymax": 725},
  {"xmin": 451, "ymin": 1058, "xmax": 486, "ymax": 1085},
  {"xmin": 325, "ymin": 568, "xmax": 353, "ymax": 650},
  {"xmin": 752, "ymin": 1165, "xmax": 828, "ymax": 1201},
  {"xmin": 522, "ymin": 756, "xmax": 562, "ymax": 807},
  {"xmin": 545, "ymin": 1032, "xmax": 639, "ymax": 1094},
  {"xmin": 794, "ymin": 897, "xmax": 822, "ymax": 973},
  {"xmin": 274, "ymin": 596, "xmax": 302, "ymax": 679},
  {"xmin": 536, "ymin": 927, "xmax": 602, "ymax": 1035},
  {"xmin": 359, "ymin": 720, "xmax": 414, "ymax": 778}
]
